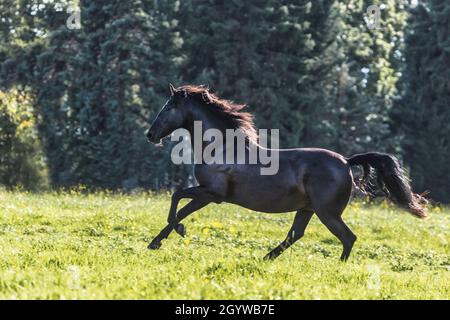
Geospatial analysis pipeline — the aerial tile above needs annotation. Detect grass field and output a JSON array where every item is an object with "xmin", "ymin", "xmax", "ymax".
[{"xmin": 0, "ymin": 190, "xmax": 448, "ymax": 299}]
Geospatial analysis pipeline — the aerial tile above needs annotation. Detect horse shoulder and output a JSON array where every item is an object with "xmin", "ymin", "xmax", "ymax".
[{"xmin": 193, "ymin": 164, "xmax": 231, "ymax": 200}]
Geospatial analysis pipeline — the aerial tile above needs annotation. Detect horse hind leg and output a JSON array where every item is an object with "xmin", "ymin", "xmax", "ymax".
[
  {"xmin": 264, "ymin": 210, "xmax": 314, "ymax": 260},
  {"xmin": 317, "ymin": 213, "xmax": 356, "ymax": 261},
  {"xmin": 310, "ymin": 184, "xmax": 356, "ymax": 261}
]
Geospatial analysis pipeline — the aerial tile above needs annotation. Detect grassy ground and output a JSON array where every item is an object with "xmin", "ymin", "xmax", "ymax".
[{"xmin": 0, "ymin": 190, "xmax": 448, "ymax": 299}]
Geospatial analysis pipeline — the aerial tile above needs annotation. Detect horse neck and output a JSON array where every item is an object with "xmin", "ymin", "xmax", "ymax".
[
  {"xmin": 186, "ymin": 102, "xmax": 259, "ymax": 150},
  {"xmin": 186, "ymin": 103, "xmax": 226, "ymax": 145}
]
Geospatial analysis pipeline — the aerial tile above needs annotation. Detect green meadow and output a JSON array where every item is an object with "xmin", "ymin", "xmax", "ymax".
[{"xmin": 0, "ymin": 190, "xmax": 448, "ymax": 299}]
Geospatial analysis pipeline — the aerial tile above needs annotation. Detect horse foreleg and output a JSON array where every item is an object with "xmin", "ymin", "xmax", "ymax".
[
  {"xmin": 264, "ymin": 210, "xmax": 314, "ymax": 260},
  {"xmin": 168, "ymin": 186, "xmax": 206, "ymax": 223},
  {"xmin": 148, "ymin": 198, "xmax": 210, "ymax": 250},
  {"xmin": 167, "ymin": 186, "xmax": 209, "ymax": 237}
]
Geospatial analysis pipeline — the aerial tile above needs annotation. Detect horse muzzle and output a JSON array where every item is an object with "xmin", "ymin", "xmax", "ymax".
[{"xmin": 146, "ymin": 128, "xmax": 157, "ymax": 143}]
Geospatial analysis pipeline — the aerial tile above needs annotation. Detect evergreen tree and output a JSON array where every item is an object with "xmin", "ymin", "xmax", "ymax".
[
  {"xmin": 174, "ymin": 0, "xmax": 407, "ymax": 156},
  {"xmin": 0, "ymin": 0, "xmax": 54, "ymax": 189},
  {"xmin": 314, "ymin": 0, "xmax": 408, "ymax": 155},
  {"xmin": 176, "ymin": 0, "xmax": 336, "ymax": 148},
  {"xmin": 392, "ymin": 0, "xmax": 450, "ymax": 202},
  {"xmin": 1, "ymin": 0, "xmax": 185, "ymax": 190}
]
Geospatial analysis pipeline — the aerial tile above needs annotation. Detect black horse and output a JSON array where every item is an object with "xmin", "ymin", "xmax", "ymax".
[{"xmin": 146, "ymin": 85, "xmax": 427, "ymax": 261}]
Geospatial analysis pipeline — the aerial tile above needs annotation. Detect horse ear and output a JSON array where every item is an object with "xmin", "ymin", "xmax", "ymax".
[{"xmin": 169, "ymin": 83, "xmax": 177, "ymax": 96}]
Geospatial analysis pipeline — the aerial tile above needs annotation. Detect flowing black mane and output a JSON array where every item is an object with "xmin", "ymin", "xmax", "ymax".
[{"xmin": 177, "ymin": 85, "xmax": 258, "ymax": 142}]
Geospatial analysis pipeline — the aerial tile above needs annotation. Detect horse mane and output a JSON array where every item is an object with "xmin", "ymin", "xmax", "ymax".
[{"xmin": 176, "ymin": 85, "xmax": 258, "ymax": 143}]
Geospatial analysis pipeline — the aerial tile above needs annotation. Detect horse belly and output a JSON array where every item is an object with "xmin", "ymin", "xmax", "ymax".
[{"xmin": 226, "ymin": 176, "xmax": 309, "ymax": 213}]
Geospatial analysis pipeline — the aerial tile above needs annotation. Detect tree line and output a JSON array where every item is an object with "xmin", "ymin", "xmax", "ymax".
[{"xmin": 0, "ymin": 0, "xmax": 448, "ymax": 202}]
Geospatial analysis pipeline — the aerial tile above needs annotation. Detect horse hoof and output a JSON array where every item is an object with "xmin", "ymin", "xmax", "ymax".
[
  {"xmin": 148, "ymin": 241, "xmax": 161, "ymax": 250},
  {"xmin": 263, "ymin": 253, "xmax": 275, "ymax": 261},
  {"xmin": 263, "ymin": 250, "xmax": 280, "ymax": 260},
  {"xmin": 175, "ymin": 223, "xmax": 186, "ymax": 237}
]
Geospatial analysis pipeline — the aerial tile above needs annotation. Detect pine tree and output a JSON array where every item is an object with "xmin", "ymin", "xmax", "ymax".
[
  {"xmin": 392, "ymin": 0, "xmax": 450, "ymax": 202},
  {"xmin": 175, "ymin": 0, "xmax": 336, "ymax": 148},
  {"xmin": 314, "ymin": 0, "xmax": 408, "ymax": 155},
  {"xmin": 174, "ymin": 0, "xmax": 407, "ymax": 156},
  {"xmin": 1, "ymin": 0, "xmax": 185, "ymax": 190},
  {"xmin": 0, "ymin": 0, "xmax": 52, "ymax": 189}
]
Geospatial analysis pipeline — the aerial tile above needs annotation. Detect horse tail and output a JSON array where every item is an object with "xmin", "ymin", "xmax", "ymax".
[{"xmin": 346, "ymin": 152, "xmax": 428, "ymax": 219}]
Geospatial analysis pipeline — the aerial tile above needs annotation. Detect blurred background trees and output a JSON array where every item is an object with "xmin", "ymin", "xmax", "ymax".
[
  {"xmin": 391, "ymin": 0, "xmax": 450, "ymax": 202},
  {"xmin": 0, "ymin": 0, "xmax": 448, "ymax": 202},
  {"xmin": 0, "ymin": 87, "xmax": 47, "ymax": 189}
]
